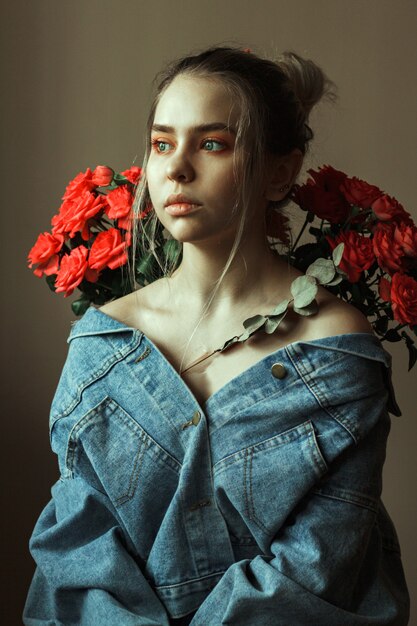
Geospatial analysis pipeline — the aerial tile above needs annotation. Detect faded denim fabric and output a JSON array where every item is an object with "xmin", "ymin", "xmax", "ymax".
[{"xmin": 24, "ymin": 306, "xmax": 410, "ymax": 625}]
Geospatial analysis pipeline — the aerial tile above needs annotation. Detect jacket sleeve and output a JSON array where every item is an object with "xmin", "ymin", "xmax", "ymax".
[
  {"xmin": 188, "ymin": 359, "xmax": 410, "ymax": 626},
  {"xmin": 23, "ymin": 335, "xmax": 171, "ymax": 626},
  {"xmin": 23, "ymin": 475, "xmax": 171, "ymax": 626}
]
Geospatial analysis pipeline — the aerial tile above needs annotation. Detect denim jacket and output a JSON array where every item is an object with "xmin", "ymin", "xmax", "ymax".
[{"xmin": 24, "ymin": 307, "xmax": 410, "ymax": 625}]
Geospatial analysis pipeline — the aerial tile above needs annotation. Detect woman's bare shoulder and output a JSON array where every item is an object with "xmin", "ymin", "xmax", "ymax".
[
  {"xmin": 99, "ymin": 279, "xmax": 168, "ymax": 330},
  {"xmin": 310, "ymin": 286, "xmax": 374, "ymax": 340},
  {"xmin": 276, "ymin": 260, "xmax": 374, "ymax": 342}
]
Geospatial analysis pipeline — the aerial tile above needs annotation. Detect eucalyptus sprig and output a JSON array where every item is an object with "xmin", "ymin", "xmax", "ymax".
[{"xmin": 219, "ymin": 244, "xmax": 345, "ymax": 352}]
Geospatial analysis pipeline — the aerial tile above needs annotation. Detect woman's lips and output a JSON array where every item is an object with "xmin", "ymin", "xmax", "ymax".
[
  {"xmin": 165, "ymin": 202, "xmax": 201, "ymax": 216},
  {"xmin": 164, "ymin": 194, "xmax": 202, "ymax": 216}
]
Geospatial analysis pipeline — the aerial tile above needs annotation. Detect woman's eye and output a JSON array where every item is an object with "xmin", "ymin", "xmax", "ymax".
[
  {"xmin": 151, "ymin": 140, "xmax": 172, "ymax": 153},
  {"xmin": 202, "ymin": 139, "xmax": 226, "ymax": 152}
]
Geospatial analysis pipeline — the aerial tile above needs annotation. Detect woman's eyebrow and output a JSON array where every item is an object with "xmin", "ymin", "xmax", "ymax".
[{"xmin": 151, "ymin": 123, "xmax": 236, "ymax": 134}]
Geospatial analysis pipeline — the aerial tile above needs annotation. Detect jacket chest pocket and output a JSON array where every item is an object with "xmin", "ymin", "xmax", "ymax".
[
  {"xmin": 214, "ymin": 419, "xmax": 328, "ymax": 539},
  {"xmin": 65, "ymin": 397, "xmax": 181, "ymax": 550}
]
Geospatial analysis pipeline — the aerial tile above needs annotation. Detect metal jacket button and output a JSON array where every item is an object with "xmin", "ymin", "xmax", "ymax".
[
  {"xmin": 192, "ymin": 410, "xmax": 201, "ymax": 425},
  {"xmin": 181, "ymin": 410, "xmax": 201, "ymax": 430},
  {"xmin": 271, "ymin": 363, "xmax": 287, "ymax": 379}
]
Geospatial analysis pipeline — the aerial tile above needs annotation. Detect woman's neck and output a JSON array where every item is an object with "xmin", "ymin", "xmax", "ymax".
[{"xmin": 168, "ymin": 238, "xmax": 292, "ymax": 322}]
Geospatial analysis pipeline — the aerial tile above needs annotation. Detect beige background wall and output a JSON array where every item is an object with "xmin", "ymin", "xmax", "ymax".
[{"xmin": 2, "ymin": 1, "xmax": 416, "ymax": 623}]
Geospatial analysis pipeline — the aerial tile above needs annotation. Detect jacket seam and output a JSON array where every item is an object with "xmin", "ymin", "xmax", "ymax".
[
  {"xmin": 285, "ymin": 346, "xmax": 359, "ymax": 443},
  {"xmin": 50, "ymin": 331, "xmax": 143, "ymax": 428}
]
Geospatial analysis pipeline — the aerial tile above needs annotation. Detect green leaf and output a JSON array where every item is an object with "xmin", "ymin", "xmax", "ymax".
[
  {"xmin": 290, "ymin": 275, "xmax": 318, "ymax": 308},
  {"xmin": 326, "ymin": 274, "xmax": 344, "ymax": 287},
  {"xmin": 113, "ymin": 173, "xmax": 129, "ymax": 184},
  {"xmin": 269, "ymin": 299, "xmax": 289, "ymax": 316},
  {"xmin": 400, "ymin": 332, "xmax": 417, "ymax": 371},
  {"xmin": 332, "ymin": 243, "xmax": 344, "ymax": 267},
  {"xmin": 71, "ymin": 297, "xmax": 91, "ymax": 316},
  {"xmin": 306, "ymin": 258, "xmax": 336, "ymax": 285},
  {"xmin": 407, "ymin": 344, "xmax": 417, "ymax": 370},
  {"xmin": 163, "ymin": 238, "xmax": 181, "ymax": 264},
  {"xmin": 242, "ymin": 314, "xmax": 267, "ymax": 332},
  {"xmin": 375, "ymin": 316, "xmax": 389, "ymax": 334},
  {"xmin": 293, "ymin": 300, "xmax": 319, "ymax": 316},
  {"xmin": 351, "ymin": 283, "xmax": 365, "ymax": 304},
  {"xmin": 384, "ymin": 329, "xmax": 402, "ymax": 342},
  {"xmin": 264, "ymin": 311, "xmax": 288, "ymax": 334},
  {"xmin": 136, "ymin": 252, "xmax": 155, "ymax": 280},
  {"xmin": 308, "ymin": 226, "xmax": 323, "ymax": 238},
  {"xmin": 45, "ymin": 273, "xmax": 57, "ymax": 293}
]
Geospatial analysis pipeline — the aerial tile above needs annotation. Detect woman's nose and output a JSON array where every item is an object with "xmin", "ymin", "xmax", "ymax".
[{"xmin": 166, "ymin": 151, "xmax": 195, "ymax": 183}]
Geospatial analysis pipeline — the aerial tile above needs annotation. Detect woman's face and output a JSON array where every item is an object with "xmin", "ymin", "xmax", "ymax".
[{"xmin": 146, "ymin": 74, "xmax": 264, "ymax": 245}]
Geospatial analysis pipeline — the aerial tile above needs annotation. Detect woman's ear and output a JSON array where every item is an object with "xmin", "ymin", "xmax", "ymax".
[{"xmin": 264, "ymin": 149, "xmax": 304, "ymax": 201}]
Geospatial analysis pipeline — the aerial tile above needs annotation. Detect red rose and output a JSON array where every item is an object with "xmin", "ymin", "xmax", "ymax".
[
  {"xmin": 307, "ymin": 165, "xmax": 347, "ymax": 191},
  {"xmin": 105, "ymin": 185, "xmax": 133, "ymax": 230},
  {"xmin": 265, "ymin": 209, "xmax": 290, "ymax": 244},
  {"xmin": 340, "ymin": 176, "xmax": 383, "ymax": 209},
  {"xmin": 372, "ymin": 222, "xmax": 404, "ymax": 274},
  {"xmin": 121, "ymin": 166, "xmax": 142, "ymax": 184},
  {"xmin": 88, "ymin": 228, "xmax": 130, "ymax": 271},
  {"xmin": 292, "ymin": 165, "xmax": 351, "ymax": 224},
  {"xmin": 390, "ymin": 273, "xmax": 417, "ymax": 326},
  {"xmin": 92, "ymin": 165, "xmax": 114, "ymax": 187},
  {"xmin": 27, "ymin": 232, "xmax": 64, "ymax": 277},
  {"xmin": 51, "ymin": 190, "xmax": 107, "ymax": 240},
  {"xmin": 371, "ymin": 194, "xmax": 412, "ymax": 223},
  {"xmin": 393, "ymin": 221, "xmax": 417, "ymax": 258},
  {"xmin": 326, "ymin": 231, "xmax": 375, "ymax": 282},
  {"xmin": 378, "ymin": 276, "xmax": 392, "ymax": 302},
  {"xmin": 62, "ymin": 168, "xmax": 96, "ymax": 201},
  {"xmin": 55, "ymin": 246, "xmax": 98, "ymax": 297}
]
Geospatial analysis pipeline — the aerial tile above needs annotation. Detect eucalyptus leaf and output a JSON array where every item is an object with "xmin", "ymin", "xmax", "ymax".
[
  {"xmin": 326, "ymin": 274, "xmax": 344, "ymax": 287},
  {"xmin": 264, "ymin": 311, "xmax": 288, "ymax": 334},
  {"xmin": 332, "ymin": 243, "xmax": 344, "ymax": 267},
  {"xmin": 306, "ymin": 258, "xmax": 336, "ymax": 285},
  {"xmin": 290, "ymin": 275, "xmax": 318, "ymax": 308},
  {"xmin": 237, "ymin": 329, "xmax": 251, "ymax": 342},
  {"xmin": 242, "ymin": 314, "xmax": 266, "ymax": 331},
  {"xmin": 293, "ymin": 300, "xmax": 319, "ymax": 316},
  {"xmin": 269, "ymin": 299, "xmax": 289, "ymax": 316}
]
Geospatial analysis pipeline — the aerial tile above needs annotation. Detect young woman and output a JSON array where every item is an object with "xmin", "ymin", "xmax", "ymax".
[{"xmin": 24, "ymin": 46, "xmax": 410, "ymax": 625}]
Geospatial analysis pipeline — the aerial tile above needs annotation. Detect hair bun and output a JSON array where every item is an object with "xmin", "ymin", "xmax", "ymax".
[{"xmin": 276, "ymin": 51, "xmax": 338, "ymax": 120}]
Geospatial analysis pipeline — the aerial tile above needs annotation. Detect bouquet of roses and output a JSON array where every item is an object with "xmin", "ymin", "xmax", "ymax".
[
  {"xmin": 288, "ymin": 165, "xmax": 417, "ymax": 370},
  {"xmin": 28, "ymin": 164, "xmax": 417, "ymax": 370}
]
